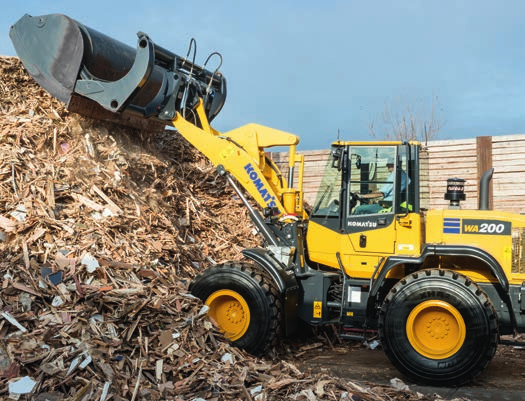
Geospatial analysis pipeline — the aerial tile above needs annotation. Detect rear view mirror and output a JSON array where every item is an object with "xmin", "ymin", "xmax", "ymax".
[{"xmin": 331, "ymin": 147, "xmax": 343, "ymax": 170}]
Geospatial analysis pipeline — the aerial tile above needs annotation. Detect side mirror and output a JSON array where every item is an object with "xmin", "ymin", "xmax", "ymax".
[{"xmin": 331, "ymin": 148, "xmax": 343, "ymax": 170}]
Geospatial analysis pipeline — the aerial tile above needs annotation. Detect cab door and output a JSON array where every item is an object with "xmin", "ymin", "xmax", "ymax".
[
  {"xmin": 307, "ymin": 145, "xmax": 406, "ymax": 274},
  {"xmin": 345, "ymin": 145, "xmax": 399, "ymax": 254}
]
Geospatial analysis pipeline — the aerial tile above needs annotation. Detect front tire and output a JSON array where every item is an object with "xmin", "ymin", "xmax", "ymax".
[
  {"xmin": 189, "ymin": 261, "xmax": 282, "ymax": 356},
  {"xmin": 378, "ymin": 269, "xmax": 498, "ymax": 386}
]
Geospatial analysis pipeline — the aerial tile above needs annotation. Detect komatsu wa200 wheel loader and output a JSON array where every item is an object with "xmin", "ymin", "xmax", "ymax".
[{"xmin": 10, "ymin": 13, "xmax": 525, "ymax": 387}]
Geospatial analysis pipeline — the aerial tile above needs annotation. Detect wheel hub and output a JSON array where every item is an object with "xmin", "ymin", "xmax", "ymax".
[
  {"xmin": 227, "ymin": 303, "xmax": 245, "ymax": 324},
  {"xmin": 205, "ymin": 289, "xmax": 250, "ymax": 341},
  {"xmin": 427, "ymin": 316, "xmax": 451, "ymax": 339},
  {"xmin": 407, "ymin": 300, "xmax": 466, "ymax": 359}
]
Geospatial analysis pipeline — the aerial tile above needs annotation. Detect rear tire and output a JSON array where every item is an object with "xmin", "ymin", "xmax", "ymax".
[
  {"xmin": 378, "ymin": 269, "xmax": 498, "ymax": 386},
  {"xmin": 189, "ymin": 261, "xmax": 282, "ymax": 356}
]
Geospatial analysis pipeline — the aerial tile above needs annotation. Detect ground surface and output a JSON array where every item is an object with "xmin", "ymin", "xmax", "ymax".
[{"xmin": 295, "ymin": 341, "xmax": 525, "ymax": 401}]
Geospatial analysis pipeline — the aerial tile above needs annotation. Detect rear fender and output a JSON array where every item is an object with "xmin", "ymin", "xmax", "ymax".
[
  {"xmin": 371, "ymin": 244, "xmax": 508, "ymax": 298},
  {"xmin": 368, "ymin": 244, "xmax": 517, "ymax": 331}
]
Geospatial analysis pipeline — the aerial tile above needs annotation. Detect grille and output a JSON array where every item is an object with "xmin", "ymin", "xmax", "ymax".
[{"xmin": 512, "ymin": 227, "xmax": 525, "ymax": 273}]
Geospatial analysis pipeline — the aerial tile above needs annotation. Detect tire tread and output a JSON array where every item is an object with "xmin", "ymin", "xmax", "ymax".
[
  {"xmin": 189, "ymin": 261, "xmax": 282, "ymax": 356},
  {"xmin": 379, "ymin": 269, "xmax": 498, "ymax": 386}
]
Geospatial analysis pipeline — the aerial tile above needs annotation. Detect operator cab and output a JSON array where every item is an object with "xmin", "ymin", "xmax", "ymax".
[
  {"xmin": 312, "ymin": 142, "xmax": 419, "ymax": 222},
  {"xmin": 306, "ymin": 142, "xmax": 420, "ymax": 267}
]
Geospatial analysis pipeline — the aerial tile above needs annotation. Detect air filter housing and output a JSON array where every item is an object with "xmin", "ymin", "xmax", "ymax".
[{"xmin": 444, "ymin": 178, "xmax": 466, "ymax": 209}]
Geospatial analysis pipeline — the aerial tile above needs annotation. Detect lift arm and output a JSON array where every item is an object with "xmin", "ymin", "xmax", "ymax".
[{"xmin": 171, "ymin": 99, "xmax": 302, "ymax": 216}]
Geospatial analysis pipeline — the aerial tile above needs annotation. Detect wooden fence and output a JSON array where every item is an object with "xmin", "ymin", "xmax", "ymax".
[{"xmin": 269, "ymin": 134, "xmax": 525, "ymax": 214}]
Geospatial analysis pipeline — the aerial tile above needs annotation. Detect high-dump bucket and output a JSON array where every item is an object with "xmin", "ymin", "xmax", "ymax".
[{"xmin": 10, "ymin": 13, "xmax": 227, "ymax": 129}]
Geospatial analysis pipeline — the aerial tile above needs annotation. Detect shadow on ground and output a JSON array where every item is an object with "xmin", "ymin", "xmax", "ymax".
[{"xmin": 295, "ymin": 343, "xmax": 525, "ymax": 401}]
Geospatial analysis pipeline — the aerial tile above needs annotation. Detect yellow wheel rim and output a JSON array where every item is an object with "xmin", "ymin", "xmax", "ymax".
[
  {"xmin": 406, "ymin": 300, "xmax": 466, "ymax": 359},
  {"xmin": 206, "ymin": 290, "xmax": 250, "ymax": 341}
]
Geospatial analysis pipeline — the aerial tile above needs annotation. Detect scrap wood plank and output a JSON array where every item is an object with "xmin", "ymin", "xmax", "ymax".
[
  {"xmin": 12, "ymin": 282, "xmax": 41, "ymax": 297},
  {"xmin": 0, "ymin": 215, "xmax": 17, "ymax": 232},
  {"xmin": 91, "ymin": 185, "xmax": 123, "ymax": 215},
  {"xmin": 71, "ymin": 193, "xmax": 105, "ymax": 211}
]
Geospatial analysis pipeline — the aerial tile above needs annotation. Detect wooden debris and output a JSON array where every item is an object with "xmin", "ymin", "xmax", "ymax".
[{"xmin": 0, "ymin": 56, "xmax": 455, "ymax": 400}]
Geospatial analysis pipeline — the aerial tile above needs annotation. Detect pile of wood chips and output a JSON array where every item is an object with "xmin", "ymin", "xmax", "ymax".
[{"xmin": 0, "ymin": 56, "xmax": 453, "ymax": 401}]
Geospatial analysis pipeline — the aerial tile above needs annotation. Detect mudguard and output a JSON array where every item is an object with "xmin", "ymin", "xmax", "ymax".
[{"xmin": 242, "ymin": 248, "xmax": 299, "ymax": 336}]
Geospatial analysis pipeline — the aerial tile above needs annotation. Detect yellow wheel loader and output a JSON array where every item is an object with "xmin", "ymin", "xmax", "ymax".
[{"xmin": 10, "ymin": 13, "xmax": 525, "ymax": 387}]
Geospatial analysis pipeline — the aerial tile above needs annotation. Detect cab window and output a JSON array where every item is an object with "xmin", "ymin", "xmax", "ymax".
[{"xmin": 349, "ymin": 146, "xmax": 398, "ymax": 215}]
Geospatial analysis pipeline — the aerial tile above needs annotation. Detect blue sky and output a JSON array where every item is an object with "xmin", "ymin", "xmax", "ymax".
[{"xmin": 2, "ymin": 1, "xmax": 525, "ymax": 150}]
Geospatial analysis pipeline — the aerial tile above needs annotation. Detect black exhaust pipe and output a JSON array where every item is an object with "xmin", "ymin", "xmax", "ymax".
[{"xmin": 479, "ymin": 168, "xmax": 494, "ymax": 210}]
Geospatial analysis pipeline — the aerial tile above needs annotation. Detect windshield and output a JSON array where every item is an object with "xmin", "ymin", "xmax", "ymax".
[{"xmin": 312, "ymin": 150, "xmax": 342, "ymax": 217}]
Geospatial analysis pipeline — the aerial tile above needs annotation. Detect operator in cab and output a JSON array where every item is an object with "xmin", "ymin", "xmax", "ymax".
[{"xmin": 354, "ymin": 159, "xmax": 410, "ymax": 214}]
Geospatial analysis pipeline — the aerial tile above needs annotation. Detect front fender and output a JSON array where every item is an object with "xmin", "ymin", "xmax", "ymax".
[{"xmin": 242, "ymin": 248, "xmax": 299, "ymax": 336}]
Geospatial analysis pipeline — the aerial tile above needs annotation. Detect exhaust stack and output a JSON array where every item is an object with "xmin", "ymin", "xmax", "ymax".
[{"xmin": 479, "ymin": 168, "xmax": 494, "ymax": 210}]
